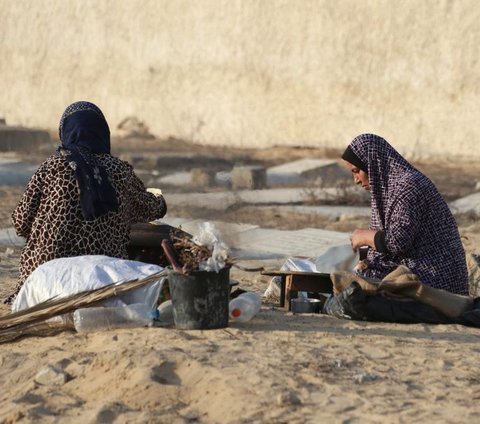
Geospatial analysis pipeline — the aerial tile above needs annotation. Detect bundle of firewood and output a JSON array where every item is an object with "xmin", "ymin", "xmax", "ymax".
[
  {"xmin": 163, "ymin": 228, "xmax": 264, "ymax": 274},
  {"xmin": 166, "ymin": 228, "xmax": 215, "ymax": 274}
]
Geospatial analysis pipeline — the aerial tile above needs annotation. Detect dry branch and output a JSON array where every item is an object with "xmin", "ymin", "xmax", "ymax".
[
  {"xmin": 168, "ymin": 228, "xmax": 263, "ymax": 273},
  {"xmin": 0, "ymin": 270, "xmax": 167, "ymax": 344}
]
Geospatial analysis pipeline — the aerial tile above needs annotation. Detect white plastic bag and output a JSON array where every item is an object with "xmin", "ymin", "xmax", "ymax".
[
  {"xmin": 12, "ymin": 255, "xmax": 165, "ymax": 312},
  {"xmin": 313, "ymin": 244, "xmax": 359, "ymax": 273},
  {"xmin": 262, "ymin": 245, "xmax": 358, "ymax": 300},
  {"xmin": 192, "ymin": 222, "xmax": 230, "ymax": 272}
]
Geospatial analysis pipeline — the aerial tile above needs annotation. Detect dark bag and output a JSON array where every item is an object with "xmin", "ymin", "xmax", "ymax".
[{"xmin": 323, "ymin": 282, "xmax": 456, "ymax": 324}]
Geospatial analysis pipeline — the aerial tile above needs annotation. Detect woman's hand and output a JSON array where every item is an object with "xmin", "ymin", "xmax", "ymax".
[{"xmin": 350, "ymin": 229, "xmax": 377, "ymax": 251}]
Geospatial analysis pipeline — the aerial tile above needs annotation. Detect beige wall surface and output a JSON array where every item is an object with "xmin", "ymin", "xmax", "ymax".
[{"xmin": 1, "ymin": 0, "xmax": 479, "ymax": 159}]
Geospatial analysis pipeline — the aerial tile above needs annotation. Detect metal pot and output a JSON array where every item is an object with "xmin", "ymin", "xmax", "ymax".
[{"xmin": 291, "ymin": 298, "xmax": 322, "ymax": 314}]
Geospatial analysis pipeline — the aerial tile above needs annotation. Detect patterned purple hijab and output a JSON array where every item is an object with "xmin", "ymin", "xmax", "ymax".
[{"xmin": 348, "ymin": 134, "xmax": 468, "ymax": 295}]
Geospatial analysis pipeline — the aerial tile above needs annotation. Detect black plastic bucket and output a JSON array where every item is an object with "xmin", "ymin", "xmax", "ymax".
[{"xmin": 168, "ymin": 267, "xmax": 230, "ymax": 330}]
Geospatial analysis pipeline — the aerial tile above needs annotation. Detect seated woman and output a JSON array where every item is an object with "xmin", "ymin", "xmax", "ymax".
[
  {"xmin": 5, "ymin": 101, "xmax": 167, "ymax": 303},
  {"xmin": 342, "ymin": 133, "xmax": 468, "ymax": 295}
]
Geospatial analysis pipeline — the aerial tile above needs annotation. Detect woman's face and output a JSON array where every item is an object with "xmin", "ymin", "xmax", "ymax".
[{"xmin": 343, "ymin": 160, "xmax": 370, "ymax": 191}]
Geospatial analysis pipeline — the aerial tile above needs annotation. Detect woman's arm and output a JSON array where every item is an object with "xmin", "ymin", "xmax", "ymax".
[
  {"xmin": 126, "ymin": 166, "xmax": 167, "ymax": 223},
  {"xmin": 352, "ymin": 185, "xmax": 423, "ymax": 255},
  {"xmin": 383, "ymin": 193, "xmax": 422, "ymax": 255}
]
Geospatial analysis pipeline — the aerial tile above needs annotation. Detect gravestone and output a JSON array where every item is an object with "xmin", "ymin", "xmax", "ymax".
[
  {"xmin": 232, "ymin": 166, "xmax": 266, "ymax": 190},
  {"xmin": 0, "ymin": 126, "xmax": 51, "ymax": 152}
]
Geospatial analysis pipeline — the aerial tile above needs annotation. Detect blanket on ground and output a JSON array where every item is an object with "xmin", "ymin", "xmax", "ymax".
[{"xmin": 329, "ymin": 265, "xmax": 473, "ymax": 320}]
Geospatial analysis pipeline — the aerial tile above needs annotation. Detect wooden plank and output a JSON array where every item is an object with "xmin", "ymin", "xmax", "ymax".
[
  {"xmin": 261, "ymin": 270, "xmax": 330, "ymax": 278},
  {"xmin": 266, "ymin": 271, "xmax": 333, "ymax": 311},
  {"xmin": 285, "ymin": 276, "xmax": 332, "ymax": 311},
  {"xmin": 289, "ymin": 274, "xmax": 332, "ymax": 293},
  {"xmin": 279, "ymin": 276, "xmax": 286, "ymax": 308},
  {"xmin": 285, "ymin": 275, "xmax": 293, "ymax": 311}
]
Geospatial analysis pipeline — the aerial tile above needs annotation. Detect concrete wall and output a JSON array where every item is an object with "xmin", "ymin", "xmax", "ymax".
[{"xmin": 1, "ymin": 0, "xmax": 479, "ymax": 159}]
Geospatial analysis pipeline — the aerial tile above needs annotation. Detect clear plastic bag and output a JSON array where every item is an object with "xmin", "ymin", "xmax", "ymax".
[{"xmin": 192, "ymin": 222, "xmax": 230, "ymax": 272}]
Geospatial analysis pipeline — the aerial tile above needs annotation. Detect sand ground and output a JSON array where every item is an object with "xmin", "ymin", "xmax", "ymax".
[{"xmin": 1, "ymin": 137, "xmax": 480, "ymax": 423}]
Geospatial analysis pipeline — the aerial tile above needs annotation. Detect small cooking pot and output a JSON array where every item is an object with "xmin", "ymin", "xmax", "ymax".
[{"xmin": 291, "ymin": 298, "xmax": 323, "ymax": 314}]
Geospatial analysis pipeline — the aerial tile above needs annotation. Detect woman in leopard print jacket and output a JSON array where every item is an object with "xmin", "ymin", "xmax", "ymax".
[{"xmin": 5, "ymin": 101, "xmax": 167, "ymax": 303}]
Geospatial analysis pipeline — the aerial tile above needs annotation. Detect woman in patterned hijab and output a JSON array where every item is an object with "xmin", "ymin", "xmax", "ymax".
[
  {"xmin": 6, "ymin": 101, "xmax": 167, "ymax": 304},
  {"xmin": 341, "ymin": 133, "xmax": 468, "ymax": 295}
]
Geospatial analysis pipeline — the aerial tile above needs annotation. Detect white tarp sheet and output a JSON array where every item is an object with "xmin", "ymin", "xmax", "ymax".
[{"xmin": 12, "ymin": 255, "xmax": 164, "ymax": 312}]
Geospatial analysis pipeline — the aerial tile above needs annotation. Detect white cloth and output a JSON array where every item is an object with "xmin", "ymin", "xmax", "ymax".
[
  {"xmin": 280, "ymin": 244, "xmax": 359, "ymax": 274},
  {"xmin": 12, "ymin": 255, "xmax": 164, "ymax": 312},
  {"xmin": 263, "ymin": 244, "xmax": 359, "ymax": 299},
  {"xmin": 313, "ymin": 244, "xmax": 359, "ymax": 273}
]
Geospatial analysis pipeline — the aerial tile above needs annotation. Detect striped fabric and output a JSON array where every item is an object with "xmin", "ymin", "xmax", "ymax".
[{"xmin": 348, "ymin": 134, "xmax": 468, "ymax": 295}]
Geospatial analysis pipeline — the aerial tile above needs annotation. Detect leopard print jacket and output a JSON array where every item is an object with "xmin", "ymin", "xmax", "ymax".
[{"xmin": 7, "ymin": 152, "xmax": 167, "ymax": 303}]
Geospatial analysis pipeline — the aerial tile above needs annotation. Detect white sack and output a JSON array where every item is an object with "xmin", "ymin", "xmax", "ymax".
[{"xmin": 12, "ymin": 255, "xmax": 164, "ymax": 312}]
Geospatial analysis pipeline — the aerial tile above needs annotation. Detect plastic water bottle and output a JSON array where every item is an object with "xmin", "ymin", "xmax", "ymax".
[
  {"xmin": 229, "ymin": 292, "xmax": 261, "ymax": 322},
  {"xmin": 156, "ymin": 300, "xmax": 174, "ymax": 325},
  {"xmin": 73, "ymin": 303, "xmax": 156, "ymax": 333}
]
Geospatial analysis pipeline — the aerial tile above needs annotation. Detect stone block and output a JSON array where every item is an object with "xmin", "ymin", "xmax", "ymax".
[
  {"xmin": 231, "ymin": 166, "xmax": 266, "ymax": 190},
  {"xmin": 34, "ymin": 365, "xmax": 69, "ymax": 386},
  {"xmin": 267, "ymin": 159, "xmax": 350, "ymax": 187},
  {"xmin": 0, "ymin": 126, "xmax": 51, "ymax": 152},
  {"xmin": 119, "ymin": 153, "xmax": 158, "ymax": 169},
  {"xmin": 156, "ymin": 154, "xmax": 232, "ymax": 172},
  {"xmin": 0, "ymin": 158, "xmax": 38, "ymax": 186},
  {"xmin": 190, "ymin": 168, "xmax": 215, "ymax": 187}
]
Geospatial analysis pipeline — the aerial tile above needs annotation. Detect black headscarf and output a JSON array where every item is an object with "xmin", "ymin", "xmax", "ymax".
[
  {"xmin": 59, "ymin": 101, "xmax": 119, "ymax": 220},
  {"xmin": 341, "ymin": 145, "xmax": 368, "ymax": 174}
]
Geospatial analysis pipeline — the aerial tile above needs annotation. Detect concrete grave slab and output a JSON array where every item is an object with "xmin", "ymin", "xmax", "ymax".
[
  {"xmin": 232, "ymin": 226, "xmax": 350, "ymax": 260},
  {"xmin": 165, "ymin": 186, "xmax": 361, "ymax": 210},
  {"xmin": 158, "ymin": 217, "xmax": 259, "ymax": 240},
  {"xmin": 0, "ymin": 227, "xmax": 24, "ymax": 246},
  {"xmin": 153, "ymin": 159, "xmax": 351, "ymax": 190},
  {"xmin": 157, "ymin": 170, "xmax": 231, "ymax": 188},
  {"xmin": 232, "ymin": 166, "xmax": 266, "ymax": 190},
  {"xmin": 449, "ymin": 193, "xmax": 480, "ymax": 215},
  {"xmin": 0, "ymin": 126, "xmax": 51, "ymax": 152},
  {"xmin": 190, "ymin": 168, "xmax": 216, "ymax": 187},
  {"xmin": 156, "ymin": 172, "xmax": 191, "ymax": 187},
  {"xmin": 155, "ymin": 153, "xmax": 232, "ymax": 171},
  {"xmin": 256, "ymin": 205, "xmax": 371, "ymax": 220},
  {"xmin": 0, "ymin": 158, "xmax": 38, "ymax": 186},
  {"xmin": 1, "ymin": 216, "xmax": 351, "ymax": 267},
  {"xmin": 157, "ymin": 218, "xmax": 349, "ymax": 260},
  {"xmin": 215, "ymin": 171, "xmax": 231, "ymax": 187},
  {"xmin": 267, "ymin": 159, "xmax": 350, "ymax": 186}
]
